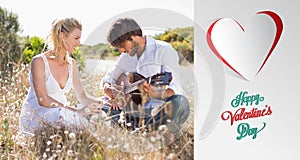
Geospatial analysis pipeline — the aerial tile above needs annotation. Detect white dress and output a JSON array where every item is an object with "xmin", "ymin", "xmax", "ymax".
[{"xmin": 18, "ymin": 54, "xmax": 88, "ymax": 135}]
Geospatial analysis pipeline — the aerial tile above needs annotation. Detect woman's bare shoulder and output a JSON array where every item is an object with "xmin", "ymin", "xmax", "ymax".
[
  {"xmin": 32, "ymin": 54, "xmax": 42, "ymax": 61},
  {"xmin": 30, "ymin": 53, "xmax": 45, "ymax": 68}
]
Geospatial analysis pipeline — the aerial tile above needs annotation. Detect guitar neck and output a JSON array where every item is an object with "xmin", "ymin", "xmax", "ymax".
[
  {"xmin": 123, "ymin": 71, "xmax": 171, "ymax": 95},
  {"xmin": 124, "ymin": 79, "xmax": 146, "ymax": 94}
]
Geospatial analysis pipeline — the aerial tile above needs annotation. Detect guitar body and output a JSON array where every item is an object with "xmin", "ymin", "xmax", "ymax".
[
  {"xmin": 121, "ymin": 72, "xmax": 172, "ymax": 105},
  {"xmin": 128, "ymin": 72, "xmax": 146, "ymax": 105}
]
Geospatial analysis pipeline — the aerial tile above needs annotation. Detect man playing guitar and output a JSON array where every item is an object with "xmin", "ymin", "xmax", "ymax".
[{"xmin": 100, "ymin": 18, "xmax": 190, "ymax": 144}]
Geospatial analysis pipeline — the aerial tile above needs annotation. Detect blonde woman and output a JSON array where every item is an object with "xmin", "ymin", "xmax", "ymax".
[{"xmin": 18, "ymin": 17, "xmax": 102, "ymax": 135}]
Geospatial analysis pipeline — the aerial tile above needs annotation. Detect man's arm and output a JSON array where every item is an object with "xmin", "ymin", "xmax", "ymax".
[
  {"xmin": 100, "ymin": 62, "xmax": 129, "ymax": 110},
  {"xmin": 160, "ymin": 45, "xmax": 182, "ymax": 95},
  {"xmin": 103, "ymin": 82, "xmax": 113, "ymax": 99}
]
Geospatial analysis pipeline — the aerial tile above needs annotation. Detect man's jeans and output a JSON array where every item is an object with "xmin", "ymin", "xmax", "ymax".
[{"xmin": 102, "ymin": 94, "xmax": 190, "ymax": 133}]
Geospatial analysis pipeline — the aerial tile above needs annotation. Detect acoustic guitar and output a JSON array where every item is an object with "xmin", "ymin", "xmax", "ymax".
[{"xmin": 123, "ymin": 72, "xmax": 172, "ymax": 105}]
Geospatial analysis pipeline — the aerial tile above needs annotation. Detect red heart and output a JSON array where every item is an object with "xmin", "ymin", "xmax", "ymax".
[{"xmin": 206, "ymin": 11, "xmax": 283, "ymax": 80}]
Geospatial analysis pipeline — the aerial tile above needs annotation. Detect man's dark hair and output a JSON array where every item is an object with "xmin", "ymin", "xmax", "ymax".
[{"xmin": 107, "ymin": 18, "xmax": 142, "ymax": 48}]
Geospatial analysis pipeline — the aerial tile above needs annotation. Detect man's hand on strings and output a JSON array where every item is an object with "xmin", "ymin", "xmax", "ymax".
[{"xmin": 139, "ymin": 81, "xmax": 171, "ymax": 99}]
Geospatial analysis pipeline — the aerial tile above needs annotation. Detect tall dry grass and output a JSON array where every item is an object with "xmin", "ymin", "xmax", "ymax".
[{"xmin": 0, "ymin": 63, "xmax": 194, "ymax": 159}]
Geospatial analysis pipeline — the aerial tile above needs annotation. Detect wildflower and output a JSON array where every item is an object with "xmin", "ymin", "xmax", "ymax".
[
  {"xmin": 19, "ymin": 142, "xmax": 26, "ymax": 146},
  {"xmin": 146, "ymin": 143, "xmax": 154, "ymax": 151},
  {"xmin": 99, "ymin": 136, "xmax": 106, "ymax": 141},
  {"xmin": 47, "ymin": 140, "xmax": 52, "ymax": 145},
  {"xmin": 84, "ymin": 107, "xmax": 90, "ymax": 113},
  {"xmin": 107, "ymin": 144, "xmax": 113, "ymax": 149},
  {"xmin": 113, "ymin": 143, "xmax": 121, "ymax": 149},
  {"xmin": 150, "ymin": 136, "xmax": 156, "ymax": 142},
  {"xmin": 43, "ymin": 152, "xmax": 47, "ymax": 158},
  {"xmin": 123, "ymin": 143, "xmax": 130, "ymax": 150},
  {"xmin": 52, "ymin": 153, "xmax": 58, "ymax": 158},
  {"xmin": 64, "ymin": 130, "xmax": 69, "ymax": 135},
  {"xmin": 127, "ymin": 122, "xmax": 132, "ymax": 127},
  {"xmin": 69, "ymin": 132, "xmax": 76, "ymax": 139},
  {"xmin": 118, "ymin": 118, "xmax": 125, "ymax": 124},
  {"xmin": 120, "ymin": 111, "xmax": 125, "ymax": 116},
  {"xmin": 159, "ymin": 125, "xmax": 167, "ymax": 131},
  {"xmin": 107, "ymin": 137, "xmax": 112, "ymax": 142},
  {"xmin": 67, "ymin": 150, "xmax": 73, "ymax": 156},
  {"xmin": 142, "ymin": 131, "xmax": 147, "ymax": 136},
  {"xmin": 166, "ymin": 153, "xmax": 175, "ymax": 159},
  {"xmin": 156, "ymin": 134, "xmax": 162, "ymax": 140},
  {"xmin": 89, "ymin": 114, "xmax": 100, "ymax": 123},
  {"xmin": 55, "ymin": 150, "xmax": 61, "ymax": 154},
  {"xmin": 101, "ymin": 110, "xmax": 107, "ymax": 118},
  {"xmin": 139, "ymin": 136, "xmax": 146, "ymax": 143},
  {"xmin": 138, "ymin": 156, "xmax": 144, "ymax": 160}
]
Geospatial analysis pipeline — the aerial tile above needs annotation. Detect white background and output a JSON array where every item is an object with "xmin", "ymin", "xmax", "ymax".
[{"xmin": 195, "ymin": 0, "xmax": 300, "ymax": 159}]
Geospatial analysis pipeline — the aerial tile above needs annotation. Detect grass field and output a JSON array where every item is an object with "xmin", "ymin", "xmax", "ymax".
[{"xmin": 0, "ymin": 62, "xmax": 194, "ymax": 159}]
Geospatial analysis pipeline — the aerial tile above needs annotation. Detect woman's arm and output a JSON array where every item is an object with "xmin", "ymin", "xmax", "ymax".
[
  {"xmin": 31, "ymin": 56, "xmax": 65, "ymax": 108},
  {"xmin": 71, "ymin": 59, "xmax": 99, "ymax": 106}
]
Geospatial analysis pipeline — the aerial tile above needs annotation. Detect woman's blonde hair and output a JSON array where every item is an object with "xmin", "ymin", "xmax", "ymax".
[{"xmin": 45, "ymin": 17, "xmax": 82, "ymax": 65}]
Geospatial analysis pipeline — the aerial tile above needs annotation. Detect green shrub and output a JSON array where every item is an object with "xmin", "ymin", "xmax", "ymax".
[
  {"xmin": 0, "ymin": 6, "xmax": 22, "ymax": 73},
  {"xmin": 71, "ymin": 47, "xmax": 86, "ymax": 72},
  {"xmin": 22, "ymin": 36, "xmax": 46, "ymax": 63}
]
